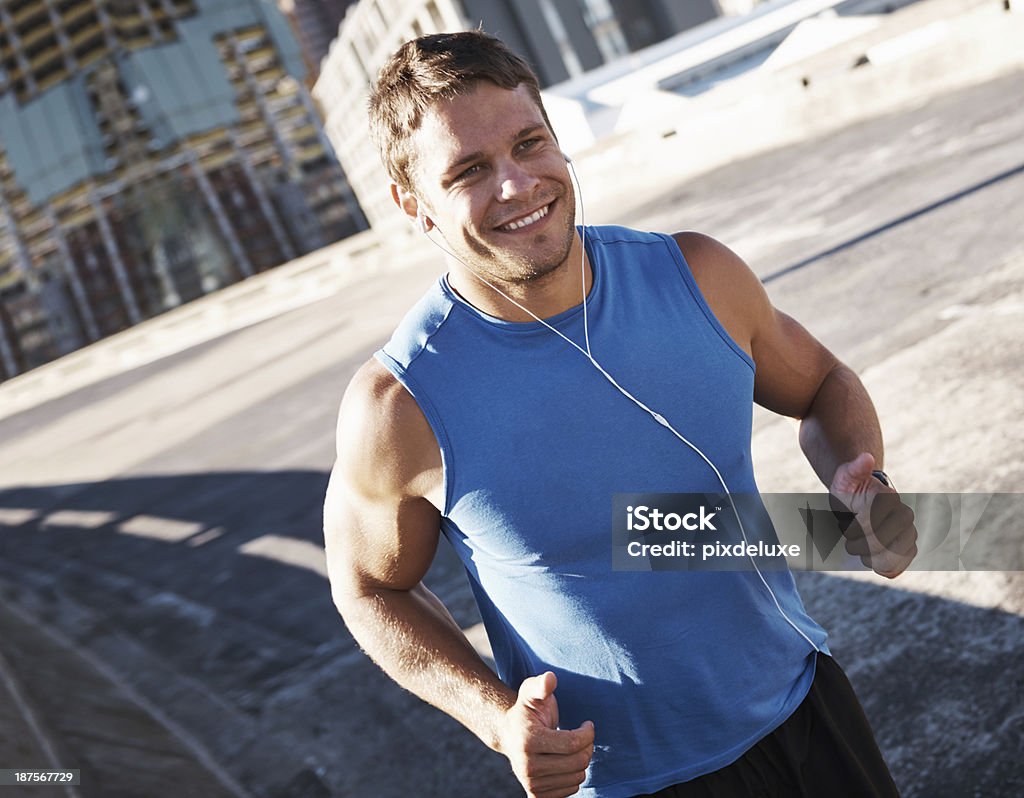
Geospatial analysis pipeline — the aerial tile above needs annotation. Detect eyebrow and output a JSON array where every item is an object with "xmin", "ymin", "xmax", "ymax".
[{"xmin": 443, "ymin": 125, "xmax": 546, "ymax": 175}]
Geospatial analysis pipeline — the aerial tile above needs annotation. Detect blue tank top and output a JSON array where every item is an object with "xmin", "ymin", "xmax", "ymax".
[{"xmin": 377, "ymin": 225, "xmax": 828, "ymax": 797}]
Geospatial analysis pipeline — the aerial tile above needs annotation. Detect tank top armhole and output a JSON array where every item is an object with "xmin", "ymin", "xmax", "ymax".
[
  {"xmin": 656, "ymin": 232, "xmax": 756, "ymax": 375},
  {"xmin": 373, "ymin": 350, "xmax": 455, "ymax": 517}
]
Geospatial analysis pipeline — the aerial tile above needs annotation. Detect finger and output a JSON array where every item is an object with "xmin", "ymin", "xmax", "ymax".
[
  {"xmin": 527, "ymin": 768, "xmax": 588, "ymax": 796},
  {"xmin": 526, "ymin": 746, "xmax": 592, "ymax": 778},
  {"xmin": 533, "ymin": 778, "xmax": 587, "ymax": 798},
  {"xmin": 524, "ymin": 755, "xmax": 589, "ymax": 787},
  {"xmin": 844, "ymin": 520, "xmax": 868, "ymax": 549},
  {"xmin": 876, "ymin": 521, "xmax": 918, "ymax": 558},
  {"xmin": 845, "ymin": 493, "xmax": 908, "ymax": 556},
  {"xmin": 877, "ymin": 527, "xmax": 919, "ymax": 569},
  {"xmin": 847, "ymin": 523, "xmax": 892, "ymax": 558},
  {"xmin": 844, "ymin": 526, "xmax": 872, "ymax": 556},
  {"xmin": 856, "ymin": 514, "xmax": 916, "ymax": 563},
  {"xmin": 896, "ymin": 523, "xmax": 919, "ymax": 554},
  {"xmin": 863, "ymin": 528, "xmax": 918, "ymax": 576},
  {"xmin": 533, "ymin": 786, "xmax": 584, "ymax": 798},
  {"xmin": 872, "ymin": 541, "xmax": 918, "ymax": 578},
  {"xmin": 852, "ymin": 521, "xmax": 915, "ymax": 561},
  {"xmin": 526, "ymin": 721, "xmax": 595, "ymax": 756},
  {"xmin": 871, "ymin": 503, "xmax": 916, "ymax": 548}
]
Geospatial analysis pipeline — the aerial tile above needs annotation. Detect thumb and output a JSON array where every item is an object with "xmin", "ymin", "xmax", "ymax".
[
  {"xmin": 841, "ymin": 452, "xmax": 876, "ymax": 483},
  {"xmin": 517, "ymin": 672, "xmax": 559, "ymax": 729},
  {"xmin": 518, "ymin": 671, "xmax": 557, "ymax": 706}
]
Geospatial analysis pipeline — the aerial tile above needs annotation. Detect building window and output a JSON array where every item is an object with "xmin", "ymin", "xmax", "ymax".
[
  {"xmin": 424, "ymin": 1, "xmax": 444, "ymax": 33},
  {"xmin": 538, "ymin": 0, "xmax": 583, "ymax": 78},
  {"xmin": 347, "ymin": 42, "xmax": 370, "ymax": 84},
  {"xmin": 368, "ymin": 1, "xmax": 387, "ymax": 40},
  {"xmin": 575, "ymin": 0, "xmax": 629, "ymax": 63}
]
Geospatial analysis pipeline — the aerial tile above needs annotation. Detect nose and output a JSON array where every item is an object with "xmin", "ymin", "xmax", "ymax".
[{"xmin": 498, "ymin": 159, "xmax": 540, "ymax": 201}]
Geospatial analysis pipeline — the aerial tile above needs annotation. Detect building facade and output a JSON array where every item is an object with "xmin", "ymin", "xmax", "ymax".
[
  {"xmin": 0, "ymin": 0, "xmax": 366, "ymax": 380},
  {"xmin": 313, "ymin": 0, "xmax": 722, "ymax": 232},
  {"xmin": 276, "ymin": 0, "xmax": 357, "ymax": 81}
]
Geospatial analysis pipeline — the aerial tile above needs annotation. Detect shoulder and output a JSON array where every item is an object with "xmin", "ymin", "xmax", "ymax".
[
  {"xmin": 670, "ymin": 231, "xmax": 771, "ymax": 355},
  {"xmin": 670, "ymin": 232, "xmax": 764, "ymax": 298},
  {"xmin": 381, "ymin": 278, "xmax": 455, "ymax": 371},
  {"xmin": 333, "ymin": 357, "xmax": 442, "ymax": 504}
]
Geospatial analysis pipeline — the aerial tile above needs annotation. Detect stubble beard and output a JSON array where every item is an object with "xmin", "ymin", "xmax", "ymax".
[{"xmin": 463, "ymin": 191, "xmax": 577, "ymax": 287}]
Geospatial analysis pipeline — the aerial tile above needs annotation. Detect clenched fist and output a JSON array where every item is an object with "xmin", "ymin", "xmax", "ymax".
[
  {"xmin": 831, "ymin": 453, "xmax": 918, "ymax": 578},
  {"xmin": 498, "ymin": 671, "xmax": 595, "ymax": 798}
]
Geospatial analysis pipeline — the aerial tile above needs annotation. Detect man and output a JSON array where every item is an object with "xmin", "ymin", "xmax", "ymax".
[{"xmin": 323, "ymin": 31, "xmax": 917, "ymax": 798}]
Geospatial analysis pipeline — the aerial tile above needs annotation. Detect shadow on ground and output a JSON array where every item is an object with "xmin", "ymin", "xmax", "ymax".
[{"xmin": 0, "ymin": 474, "xmax": 1020, "ymax": 797}]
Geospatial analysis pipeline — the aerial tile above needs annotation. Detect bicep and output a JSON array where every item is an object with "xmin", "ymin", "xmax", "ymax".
[
  {"xmin": 323, "ymin": 360, "xmax": 444, "ymax": 601},
  {"xmin": 323, "ymin": 467, "xmax": 440, "ymax": 598},
  {"xmin": 751, "ymin": 304, "xmax": 840, "ymax": 419}
]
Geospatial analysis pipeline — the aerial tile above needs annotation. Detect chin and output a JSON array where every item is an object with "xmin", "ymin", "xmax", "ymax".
[
  {"xmin": 505, "ymin": 227, "xmax": 577, "ymax": 283},
  {"xmin": 500, "ymin": 238, "xmax": 574, "ymax": 283}
]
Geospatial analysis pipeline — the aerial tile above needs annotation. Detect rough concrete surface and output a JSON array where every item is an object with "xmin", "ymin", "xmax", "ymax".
[{"xmin": 1, "ymin": 1, "xmax": 1022, "ymax": 796}]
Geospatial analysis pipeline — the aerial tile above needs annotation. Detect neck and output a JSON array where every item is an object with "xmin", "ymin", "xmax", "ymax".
[{"xmin": 446, "ymin": 232, "xmax": 592, "ymax": 322}]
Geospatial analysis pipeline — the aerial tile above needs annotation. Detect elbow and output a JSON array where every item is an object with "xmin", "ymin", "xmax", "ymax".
[
  {"xmin": 325, "ymin": 557, "xmax": 400, "ymax": 628},
  {"xmin": 323, "ymin": 542, "xmax": 362, "ymax": 621},
  {"xmin": 326, "ymin": 560, "xmax": 368, "ymax": 619},
  {"xmin": 797, "ymin": 362, "xmax": 849, "ymax": 421}
]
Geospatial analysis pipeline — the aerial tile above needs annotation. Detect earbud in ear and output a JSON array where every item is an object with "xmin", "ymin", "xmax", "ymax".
[
  {"xmin": 416, "ymin": 213, "xmax": 429, "ymax": 234},
  {"xmin": 562, "ymin": 151, "xmax": 572, "ymax": 164}
]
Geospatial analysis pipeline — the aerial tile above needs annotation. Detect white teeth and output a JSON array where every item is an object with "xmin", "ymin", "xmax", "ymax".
[{"xmin": 501, "ymin": 204, "xmax": 549, "ymax": 231}]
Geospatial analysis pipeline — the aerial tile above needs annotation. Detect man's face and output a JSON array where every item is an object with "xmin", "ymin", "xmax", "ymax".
[{"xmin": 409, "ymin": 82, "xmax": 576, "ymax": 285}]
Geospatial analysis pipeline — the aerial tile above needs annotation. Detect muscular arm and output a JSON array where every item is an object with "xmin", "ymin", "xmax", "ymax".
[
  {"xmin": 323, "ymin": 360, "xmax": 515, "ymax": 750},
  {"xmin": 673, "ymin": 231, "xmax": 883, "ymax": 485},
  {"xmin": 324, "ymin": 361, "xmax": 594, "ymax": 796},
  {"xmin": 675, "ymin": 232, "xmax": 915, "ymax": 577}
]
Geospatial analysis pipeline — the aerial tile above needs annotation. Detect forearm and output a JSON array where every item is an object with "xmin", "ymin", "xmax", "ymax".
[
  {"xmin": 798, "ymin": 364, "xmax": 884, "ymax": 487},
  {"xmin": 336, "ymin": 582, "xmax": 516, "ymax": 752}
]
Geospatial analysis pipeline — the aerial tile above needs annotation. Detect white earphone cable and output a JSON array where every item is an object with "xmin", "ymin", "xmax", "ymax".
[{"xmin": 418, "ymin": 158, "xmax": 821, "ymax": 654}]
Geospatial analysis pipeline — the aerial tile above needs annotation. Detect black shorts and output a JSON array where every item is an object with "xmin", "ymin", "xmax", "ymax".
[{"xmin": 634, "ymin": 654, "xmax": 900, "ymax": 798}]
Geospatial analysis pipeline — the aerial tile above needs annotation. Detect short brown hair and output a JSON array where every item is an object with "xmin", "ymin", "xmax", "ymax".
[{"xmin": 368, "ymin": 30, "xmax": 554, "ymax": 191}]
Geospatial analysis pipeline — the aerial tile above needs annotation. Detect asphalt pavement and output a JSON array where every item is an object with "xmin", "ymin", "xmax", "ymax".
[{"xmin": 0, "ymin": 2, "xmax": 1022, "ymax": 796}]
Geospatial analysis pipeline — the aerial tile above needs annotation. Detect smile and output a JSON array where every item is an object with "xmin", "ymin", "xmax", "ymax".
[{"xmin": 498, "ymin": 202, "xmax": 551, "ymax": 231}]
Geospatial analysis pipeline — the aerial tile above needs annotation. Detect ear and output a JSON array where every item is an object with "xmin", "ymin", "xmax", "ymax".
[{"xmin": 392, "ymin": 182, "xmax": 434, "ymax": 233}]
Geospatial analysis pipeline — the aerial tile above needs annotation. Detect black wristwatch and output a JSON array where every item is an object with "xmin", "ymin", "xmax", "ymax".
[{"xmin": 871, "ymin": 469, "xmax": 893, "ymax": 488}]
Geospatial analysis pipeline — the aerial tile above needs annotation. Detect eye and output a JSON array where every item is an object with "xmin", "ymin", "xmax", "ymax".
[
  {"xmin": 516, "ymin": 138, "xmax": 541, "ymax": 153},
  {"xmin": 453, "ymin": 163, "xmax": 483, "ymax": 183}
]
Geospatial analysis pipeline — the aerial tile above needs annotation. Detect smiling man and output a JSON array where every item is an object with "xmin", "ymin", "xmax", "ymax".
[{"xmin": 323, "ymin": 31, "xmax": 916, "ymax": 798}]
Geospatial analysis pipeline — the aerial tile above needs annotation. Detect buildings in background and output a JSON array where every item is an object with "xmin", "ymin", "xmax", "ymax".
[
  {"xmin": 313, "ymin": 0, "xmax": 724, "ymax": 231},
  {"xmin": 276, "ymin": 0, "xmax": 356, "ymax": 81},
  {"xmin": 0, "ymin": 0, "xmax": 366, "ymax": 380}
]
